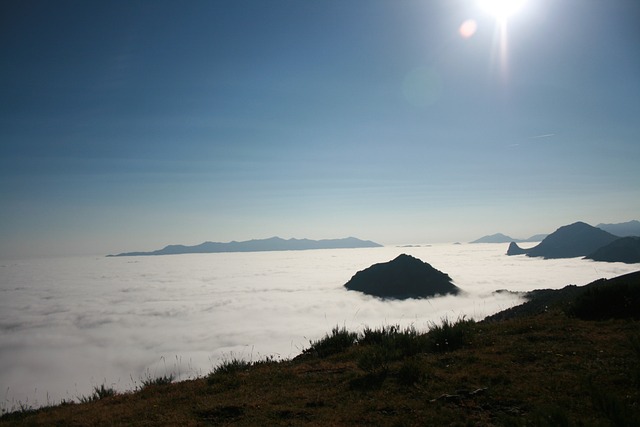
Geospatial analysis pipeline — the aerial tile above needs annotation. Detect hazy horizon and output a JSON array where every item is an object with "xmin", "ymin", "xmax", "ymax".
[{"xmin": 1, "ymin": 0, "xmax": 639, "ymax": 259}]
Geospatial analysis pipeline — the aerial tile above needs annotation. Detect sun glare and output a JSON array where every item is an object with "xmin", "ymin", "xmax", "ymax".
[
  {"xmin": 475, "ymin": 0, "xmax": 528, "ymax": 82},
  {"xmin": 478, "ymin": 0, "xmax": 527, "ymax": 21}
]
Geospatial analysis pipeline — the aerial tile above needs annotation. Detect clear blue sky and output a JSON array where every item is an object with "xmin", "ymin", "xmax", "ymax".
[{"xmin": 1, "ymin": 0, "xmax": 639, "ymax": 258}]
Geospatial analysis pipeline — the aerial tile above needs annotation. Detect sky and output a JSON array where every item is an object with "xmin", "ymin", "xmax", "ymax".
[{"xmin": 1, "ymin": 0, "xmax": 639, "ymax": 258}]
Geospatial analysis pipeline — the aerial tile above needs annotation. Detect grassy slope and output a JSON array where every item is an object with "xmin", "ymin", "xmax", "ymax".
[{"xmin": 2, "ymin": 275, "xmax": 640, "ymax": 426}]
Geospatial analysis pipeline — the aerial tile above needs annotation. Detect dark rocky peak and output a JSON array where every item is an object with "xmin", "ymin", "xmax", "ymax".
[{"xmin": 344, "ymin": 254, "xmax": 460, "ymax": 300}]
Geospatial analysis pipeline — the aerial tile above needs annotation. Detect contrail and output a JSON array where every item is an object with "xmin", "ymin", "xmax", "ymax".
[{"xmin": 529, "ymin": 133, "xmax": 556, "ymax": 139}]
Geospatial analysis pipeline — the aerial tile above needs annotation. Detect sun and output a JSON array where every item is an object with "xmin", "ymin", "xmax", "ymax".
[{"xmin": 478, "ymin": 0, "xmax": 527, "ymax": 21}]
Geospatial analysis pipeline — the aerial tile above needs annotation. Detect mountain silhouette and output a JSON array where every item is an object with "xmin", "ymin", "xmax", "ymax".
[
  {"xmin": 596, "ymin": 220, "xmax": 640, "ymax": 237},
  {"xmin": 470, "ymin": 233, "xmax": 517, "ymax": 244},
  {"xmin": 344, "ymin": 254, "xmax": 460, "ymax": 299},
  {"xmin": 585, "ymin": 237, "xmax": 640, "ymax": 264},
  {"xmin": 109, "ymin": 237, "xmax": 382, "ymax": 256},
  {"xmin": 471, "ymin": 233, "xmax": 548, "ymax": 244},
  {"xmin": 507, "ymin": 222, "xmax": 619, "ymax": 259}
]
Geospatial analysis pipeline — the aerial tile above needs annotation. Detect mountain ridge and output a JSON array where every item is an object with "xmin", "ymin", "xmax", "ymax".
[
  {"xmin": 596, "ymin": 220, "xmax": 640, "ymax": 237},
  {"xmin": 507, "ymin": 221, "xmax": 619, "ymax": 259},
  {"xmin": 470, "ymin": 233, "xmax": 547, "ymax": 244},
  {"xmin": 109, "ymin": 236, "xmax": 383, "ymax": 257}
]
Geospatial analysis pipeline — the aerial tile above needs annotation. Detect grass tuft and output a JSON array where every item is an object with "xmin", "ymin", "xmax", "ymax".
[
  {"xmin": 425, "ymin": 316, "xmax": 475, "ymax": 352},
  {"xmin": 78, "ymin": 384, "xmax": 116, "ymax": 403},
  {"xmin": 211, "ymin": 358, "xmax": 251, "ymax": 376},
  {"xmin": 141, "ymin": 372, "xmax": 175, "ymax": 388},
  {"xmin": 304, "ymin": 326, "xmax": 358, "ymax": 358}
]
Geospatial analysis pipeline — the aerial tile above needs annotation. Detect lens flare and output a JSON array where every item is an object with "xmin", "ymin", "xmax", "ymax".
[
  {"xmin": 477, "ymin": 0, "xmax": 528, "ymax": 83},
  {"xmin": 459, "ymin": 19, "xmax": 478, "ymax": 38}
]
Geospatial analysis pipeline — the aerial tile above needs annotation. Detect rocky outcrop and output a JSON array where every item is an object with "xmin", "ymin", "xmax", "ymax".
[
  {"xmin": 506, "ymin": 242, "xmax": 527, "ymax": 255},
  {"xmin": 344, "ymin": 254, "xmax": 460, "ymax": 299}
]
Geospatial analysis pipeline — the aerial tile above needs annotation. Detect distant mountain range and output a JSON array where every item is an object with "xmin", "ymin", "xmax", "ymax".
[
  {"xmin": 108, "ymin": 237, "xmax": 383, "ymax": 257},
  {"xmin": 472, "ymin": 220, "xmax": 639, "ymax": 246},
  {"xmin": 596, "ymin": 220, "xmax": 640, "ymax": 237},
  {"xmin": 507, "ymin": 221, "xmax": 640, "ymax": 263},
  {"xmin": 470, "ymin": 233, "xmax": 547, "ymax": 244}
]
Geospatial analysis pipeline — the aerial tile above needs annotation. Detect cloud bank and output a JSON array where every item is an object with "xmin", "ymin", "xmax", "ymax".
[{"xmin": 1, "ymin": 244, "xmax": 637, "ymax": 410}]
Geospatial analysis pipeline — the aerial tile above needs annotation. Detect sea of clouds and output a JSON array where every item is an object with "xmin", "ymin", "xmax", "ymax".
[{"xmin": 1, "ymin": 243, "xmax": 638, "ymax": 410}]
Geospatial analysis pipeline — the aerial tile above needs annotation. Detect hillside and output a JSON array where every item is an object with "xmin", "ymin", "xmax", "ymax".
[
  {"xmin": 3, "ymin": 272, "xmax": 639, "ymax": 426},
  {"xmin": 585, "ymin": 236, "xmax": 640, "ymax": 264},
  {"xmin": 507, "ymin": 221, "xmax": 619, "ymax": 259}
]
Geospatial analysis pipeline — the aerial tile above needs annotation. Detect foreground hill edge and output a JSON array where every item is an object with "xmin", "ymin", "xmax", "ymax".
[{"xmin": 2, "ymin": 270, "xmax": 639, "ymax": 425}]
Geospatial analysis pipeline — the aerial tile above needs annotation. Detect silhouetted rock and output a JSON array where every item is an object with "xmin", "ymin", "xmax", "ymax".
[
  {"xmin": 506, "ymin": 242, "xmax": 527, "ymax": 255},
  {"xmin": 506, "ymin": 222, "xmax": 619, "ymax": 259},
  {"xmin": 585, "ymin": 237, "xmax": 640, "ymax": 264},
  {"xmin": 109, "ymin": 237, "xmax": 382, "ymax": 256},
  {"xmin": 344, "ymin": 254, "xmax": 460, "ymax": 299},
  {"xmin": 596, "ymin": 220, "xmax": 640, "ymax": 237}
]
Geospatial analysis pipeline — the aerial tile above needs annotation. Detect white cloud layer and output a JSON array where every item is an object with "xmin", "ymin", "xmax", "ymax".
[{"xmin": 1, "ymin": 244, "xmax": 638, "ymax": 410}]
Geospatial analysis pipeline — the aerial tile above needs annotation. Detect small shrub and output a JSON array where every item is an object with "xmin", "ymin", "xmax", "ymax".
[
  {"xmin": 212, "ymin": 358, "xmax": 252, "ymax": 376},
  {"xmin": 304, "ymin": 326, "xmax": 358, "ymax": 358},
  {"xmin": 141, "ymin": 372, "xmax": 175, "ymax": 388},
  {"xmin": 357, "ymin": 347, "xmax": 391, "ymax": 374},
  {"xmin": 426, "ymin": 316, "xmax": 475, "ymax": 353},
  {"xmin": 251, "ymin": 355, "xmax": 279, "ymax": 367},
  {"xmin": 359, "ymin": 324, "xmax": 428, "ymax": 359},
  {"xmin": 527, "ymin": 405, "xmax": 572, "ymax": 427},
  {"xmin": 349, "ymin": 370, "xmax": 388, "ymax": 391},
  {"xmin": 396, "ymin": 357, "xmax": 427, "ymax": 387},
  {"xmin": 79, "ymin": 384, "xmax": 116, "ymax": 403},
  {"xmin": 391, "ymin": 327, "xmax": 428, "ymax": 357},
  {"xmin": 207, "ymin": 357, "xmax": 252, "ymax": 386},
  {"xmin": 587, "ymin": 377, "xmax": 640, "ymax": 426},
  {"xmin": 630, "ymin": 334, "xmax": 640, "ymax": 359},
  {"xmin": 359, "ymin": 325, "xmax": 402, "ymax": 346}
]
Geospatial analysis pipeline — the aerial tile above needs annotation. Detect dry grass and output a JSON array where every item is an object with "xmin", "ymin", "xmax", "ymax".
[{"xmin": 2, "ymin": 309, "xmax": 639, "ymax": 426}]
